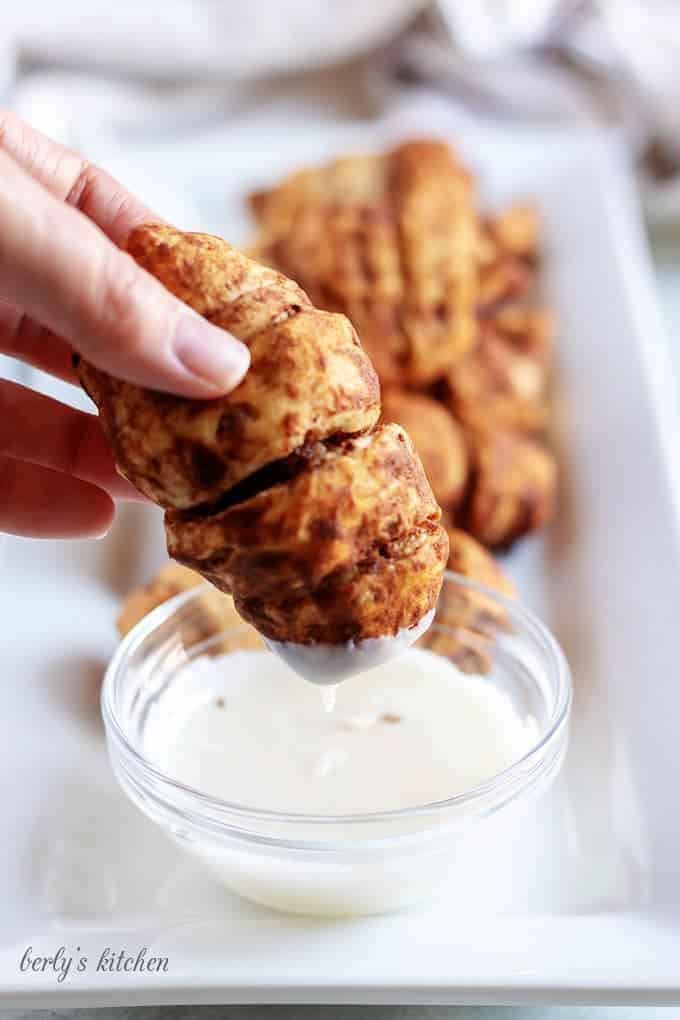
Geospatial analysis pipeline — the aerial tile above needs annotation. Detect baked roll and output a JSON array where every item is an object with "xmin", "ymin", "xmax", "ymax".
[
  {"xmin": 76, "ymin": 224, "xmax": 448, "ymax": 656},
  {"xmin": 440, "ymin": 331, "xmax": 549, "ymax": 436},
  {"xmin": 461, "ymin": 428, "xmax": 557, "ymax": 549},
  {"xmin": 116, "ymin": 560, "xmax": 263, "ymax": 654},
  {"xmin": 78, "ymin": 226, "xmax": 380, "ymax": 509},
  {"xmin": 252, "ymin": 140, "xmax": 479, "ymax": 387},
  {"xmin": 423, "ymin": 526, "xmax": 517, "ymax": 673},
  {"xmin": 166, "ymin": 424, "xmax": 446, "ymax": 644},
  {"xmin": 477, "ymin": 203, "xmax": 540, "ymax": 314},
  {"xmin": 380, "ymin": 389, "xmax": 468, "ymax": 510}
]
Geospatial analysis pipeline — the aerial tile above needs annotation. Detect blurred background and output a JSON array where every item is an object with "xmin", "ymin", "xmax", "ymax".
[
  {"xmin": 4, "ymin": 0, "xmax": 680, "ymax": 221},
  {"xmin": 3, "ymin": 0, "xmax": 680, "ymax": 349}
]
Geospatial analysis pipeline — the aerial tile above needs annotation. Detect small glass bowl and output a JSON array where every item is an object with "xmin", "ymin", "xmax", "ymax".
[{"xmin": 102, "ymin": 574, "xmax": 571, "ymax": 917}]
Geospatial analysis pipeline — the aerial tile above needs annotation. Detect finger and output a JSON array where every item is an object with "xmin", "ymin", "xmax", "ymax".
[
  {"xmin": 0, "ymin": 299, "xmax": 77, "ymax": 383},
  {"xmin": 0, "ymin": 455, "xmax": 115, "ymax": 538},
  {"xmin": 0, "ymin": 109, "xmax": 159, "ymax": 386},
  {"xmin": 0, "ymin": 150, "xmax": 250, "ymax": 397},
  {"xmin": 0, "ymin": 379, "xmax": 146, "ymax": 500},
  {"xmin": 0, "ymin": 109, "xmax": 155, "ymax": 242}
]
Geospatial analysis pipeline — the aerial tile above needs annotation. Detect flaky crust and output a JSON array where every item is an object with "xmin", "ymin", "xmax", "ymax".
[
  {"xmin": 77, "ymin": 225, "xmax": 447, "ymax": 648},
  {"xmin": 116, "ymin": 561, "xmax": 262, "ymax": 652},
  {"xmin": 446, "ymin": 526, "xmax": 516, "ymax": 596},
  {"xmin": 116, "ymin": 561, "xmax": 204, "ymax": 635},
  {"xmin": 167, "ymin": 424, "xmax": 448, "ymax": 642},
  {"xmin": 462, "ymin": 429, "xmax": 557, "ymax": 548},
  {"xmin": 443, "ymin": 525, "xmax": 516, "ymax": 629},
  {"xmin": 252, "ymin": 140, "xmax": 479, "ymax": 387},
  {"xmin": 480, "ymin": 304, "xmax": 553, "ymax": 366},
  {"xmin": 487, "ymin": 202, "xmax": 540, "ymax": 260},
  {"xmin": 477, "ymin": 203, "xmax": 540, "ymax": 314},
  {"xmin": 380, "ymin": 390, "xmax": 468, "ymax": 509},
  {"xmin": 78, "ymin": 225, "xmax": 380, "ymax": 509},
  {"xmin": 236, "ymin": 522, "xmax": 448, "ymax": 644},
  {"xmin": 422, "ymin": 527, "xmax": 516, "ymax": 673},
  {"xmin": 441, "ymin": 332, "xmax": 548, "ymax": 435}
]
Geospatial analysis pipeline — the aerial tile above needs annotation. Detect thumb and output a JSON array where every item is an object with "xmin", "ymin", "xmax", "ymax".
[{"xmin": 0, "ymin": 150, "xmax": 250, "ymax": 397}]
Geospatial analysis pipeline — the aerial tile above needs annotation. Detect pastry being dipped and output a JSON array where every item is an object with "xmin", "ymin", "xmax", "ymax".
[{"xmin": 76, "ymin": 224, "xmax": 449, "ymax": 682}]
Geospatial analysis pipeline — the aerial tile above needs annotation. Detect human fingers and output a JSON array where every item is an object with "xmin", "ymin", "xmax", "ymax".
[
  {"xmin": 0, "ymin": 299, "xmax": 77, "ymax": 382},
  {"xmin": 0, "ymin": 149, "xmax": 250, "ymax": 397},
  {"xmin": 0, "ymin": 109, "xmax": 155, "ymax": 242},
  {"xmin": 0, "ymin": 378, "xmax": 145, "ymax": 500},
  {"xmin": 0, "ymin": 455, "xmax": 115, "ymax": 538}
]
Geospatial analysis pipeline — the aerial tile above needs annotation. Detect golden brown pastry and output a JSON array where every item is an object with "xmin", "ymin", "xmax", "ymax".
[
  {"xmin": 77, "ymin": 224, "xmax": 448, "ymax": 652},
  {"xmin": 461, "ymin": 428, "xmax": 557, "ymax": 549},
  {"xmin": 443, "ymin": 525, "xmax": 516, "ymax": 624},
  {"xmin": 422, "ymin": 527, "xmax": 516, "ymax": 673},
  {"xmin": 117, "ymin": 561, "xmax": 263, "ymax": 652},
  {"xmin": 487, "ymin": 202, "xmax": 540, "ymax": 261},
  {"xmin": 78, "ymin": 226, "xmax": 380, "ymax": 509},
  {"xmin": 117, "ymin": 561, "xmax": 205, "ymax": 635},
  {"xmin": 251, "ymin": 140, "xmax": 479, "ymax": 387},
  {"xmin": 380, "ymin": 389, "xmax": 468, "ymax": 510},
  {"xmin": 481, "ymin": 303, "xmax": 553, "ymax": 366},
  {"xmin": 440, "ymin": 332, "xmax": 549, "ymax": 435},
  {"xmin": 167, "ymin": 424, "xmax": 447, "ymax": 644},
  {"xmin": 477, "ymin": 204, "xmax": 540, "ymax": 314},
  {"xmin": 251, "ymin": 154, "xmax": 557, "ymax": 551}
]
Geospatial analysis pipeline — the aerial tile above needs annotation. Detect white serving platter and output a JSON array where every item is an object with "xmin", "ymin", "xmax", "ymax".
[{"xmin": 2, "ymin": 92, "xmax": 680, "ymax": 1007}]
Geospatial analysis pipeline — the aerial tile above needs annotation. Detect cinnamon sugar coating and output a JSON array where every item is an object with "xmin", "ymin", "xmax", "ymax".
[
  {"xmin": 440, "ymin": 331, "xmax": 549, "ymax": 435},
  {"xmin": 252, "ymin": 140, "xmax": 479, "ymax": 386},
  {"xmin": 422, "ymin": 526, "xmax": 516, "ymax": 673},
  {"xmin": 167, "ymin": 425, "xmax": 448, "ymax": 643},
  {"xmin": 78, "ymin": 225, "xmax": 380, "ymax": 509},
  {"xmin": 380, "ymin": 389, "xmax": 468, "ymax": 509},
  {"xmin": 462, "ymin": 429, "xmax": 557, "ymax": 549},
  {"xmin": 77, "ymin": 225, "xmax": 447, "ymax": 647}
]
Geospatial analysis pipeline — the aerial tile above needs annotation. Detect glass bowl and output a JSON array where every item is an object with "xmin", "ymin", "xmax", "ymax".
[{"xmin": 102, "ymin": 573, "xmax": 571, "ymax": 917}]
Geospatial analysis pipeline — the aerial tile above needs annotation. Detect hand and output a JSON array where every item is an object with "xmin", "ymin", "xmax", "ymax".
[{"xmin": 0, "ymin": 112, "xmax": 250, "ymax": 540}]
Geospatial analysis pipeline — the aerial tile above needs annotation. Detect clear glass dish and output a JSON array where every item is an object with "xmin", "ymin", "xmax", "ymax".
[{"xmin": 102, "ymin": 573, "xmax": 572, "ymax": 917}]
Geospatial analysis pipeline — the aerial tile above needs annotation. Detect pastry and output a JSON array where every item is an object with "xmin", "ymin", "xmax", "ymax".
[
  {"xmin": 166, "ymin": 423, "xmax": 446, "ymax": 644},
  {"xmin": 380, "ymin": 389, "xmax": 468, "ymax": 509},
  {"xmin": 77, "ymin": 224, "xmax": 448, "ymax": 665},
  {"xmin": 117, "ymin": 561, "xmax": 263, "ymax": 653},
  {"xmin": 78, "ymin": 227, "xmax": 380, "ymax": 510},
  {"xmin": 477, "ymin": 203, "xmax": 540, "ymax": 314},
  {"xmin": 440, "ymin": 331, "xmax": 549, "ymax": 435},
  {"xmin": 117, "ymin": 561, "xmax": 205, "ymax": 635},
  {"xmin": 251, "ymin": 140, "xmax": 479, "ymax": 387},
  {"xmin": 423, "ymin": 526, "xmax": 516, "ymax": 673},
  {"xmin": 485, "ymin": 202, "xmax": 540, "ymax": 262},
  {"xmin": 461, "ymin": 428, "xmax": 557, "ymax": 549},
  {"xmin": 481, "ymin": 303, "xmax": 553, "ymax": 366}
]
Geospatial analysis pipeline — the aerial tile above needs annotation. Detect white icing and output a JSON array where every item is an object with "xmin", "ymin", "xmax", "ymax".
[
  {"xmin": 145, "ymin": 647, "xmax": 538, "ymax": 815},
  {"xmin": 320, "ymin": 685, "xmax": 338, "ymax": 713},
  {"xmin": 264, "ymin": 609, "xmax": 436, "ymax": 685}
]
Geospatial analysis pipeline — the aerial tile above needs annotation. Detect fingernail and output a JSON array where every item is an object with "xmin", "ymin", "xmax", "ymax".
[{"xmin": 173, "ymin": 314, "xmax": 250, "ymax": 391}]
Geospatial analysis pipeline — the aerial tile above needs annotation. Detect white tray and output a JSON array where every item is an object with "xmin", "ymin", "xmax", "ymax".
[{"xmin": 3, "ymin": 95, "xmax": 680, "ymax": 1008}]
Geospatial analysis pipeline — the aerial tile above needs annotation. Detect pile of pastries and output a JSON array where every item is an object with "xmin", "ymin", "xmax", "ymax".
[
  {"xmin": 79, "ymin": 224, "xmax": 448, "ymax": 650},
  {"xmin": 249, "ymin": 139, "xmax": 557, "ymax": 553},
  {"xmin": 109, "ymin": 139, "xmax": 558, "ymax": 670}
]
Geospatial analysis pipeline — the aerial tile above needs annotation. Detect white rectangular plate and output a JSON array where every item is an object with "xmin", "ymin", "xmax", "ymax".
[{"xmin": 3, "ymin": 92, "xmax": 680, "ymax": 1007}]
